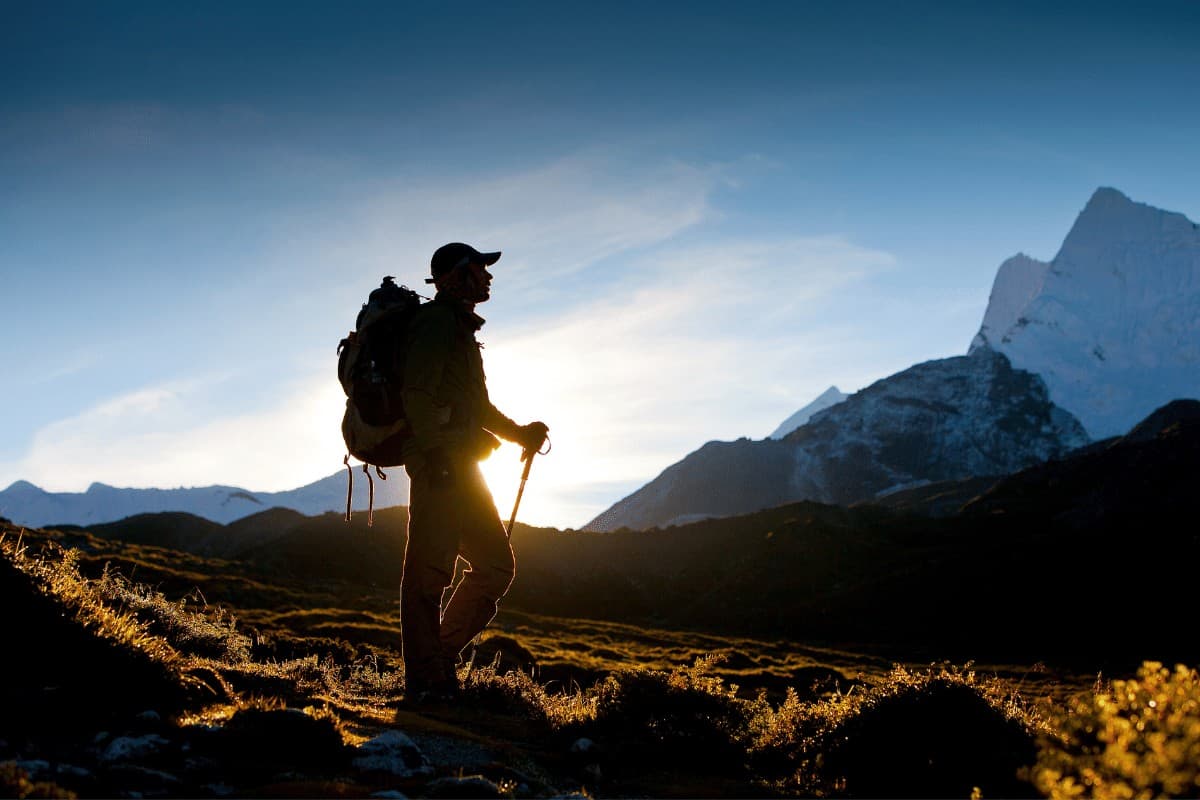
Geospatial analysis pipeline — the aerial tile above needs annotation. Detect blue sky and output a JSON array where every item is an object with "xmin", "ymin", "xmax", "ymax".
[{"xmin": 2, "ymin": 1, "xmax": 1198, "ymax": 527}]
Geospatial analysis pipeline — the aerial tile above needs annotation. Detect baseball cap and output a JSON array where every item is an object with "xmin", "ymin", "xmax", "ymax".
[{"xmin": 427, "ymin": 242, "xmax": 502, "ymax": 284}]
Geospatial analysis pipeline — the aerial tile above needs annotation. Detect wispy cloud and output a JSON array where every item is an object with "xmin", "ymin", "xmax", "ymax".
[
  {"xmin": 25, "ymin": 348, "xmax": 104, "ymax": 386},
  {"xmin": 1, "ymin": 365, "xmax": 347, "ymax": 494},
  {"xmin": 2, "ymin": 151, "xmax": 900, "ymax": 529},
  {"xmin": 3, "ymin": 152, "xmax": 720, "ymax": 501},
  {"xmin": 270, "ymin": 152, "xmax": 719, "ymax": 299},
  {"xmin": 478, "ymin": 234, "xmax": 898, "ymax": 526}
]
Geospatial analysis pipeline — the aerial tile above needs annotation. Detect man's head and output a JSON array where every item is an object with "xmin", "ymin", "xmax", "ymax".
[{"xmin": 428, "ymin": 242, "xmax": 501, "ymax": 304}]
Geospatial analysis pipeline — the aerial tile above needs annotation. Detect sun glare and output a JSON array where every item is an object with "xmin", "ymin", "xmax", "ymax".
[
  {"xmin": 479, "ymin": 445, "xmax": 534, "ymax": 530},
  {"xmin": 475, "ymin": 336, "xmax": 659, "ymax": 530}
]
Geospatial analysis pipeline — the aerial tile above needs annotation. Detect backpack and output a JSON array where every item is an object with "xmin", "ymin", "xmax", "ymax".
[{"xmin": 337, "ymin": 276, "xmax": 424, "ymax": 523}]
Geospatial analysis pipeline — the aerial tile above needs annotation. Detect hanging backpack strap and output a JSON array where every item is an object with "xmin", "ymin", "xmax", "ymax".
[
  {"xmin": 363, "ymin": 463, "xmax": 375, "ymax": 527},
  {"xmin": 343, "ymin": 454, "xmax": 354, "ymax": 522}
]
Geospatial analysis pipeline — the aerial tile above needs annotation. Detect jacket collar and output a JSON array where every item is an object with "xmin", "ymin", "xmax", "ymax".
[{"xmin": 433, "ymin": 292, "xmax": 487, "ymax": 331}]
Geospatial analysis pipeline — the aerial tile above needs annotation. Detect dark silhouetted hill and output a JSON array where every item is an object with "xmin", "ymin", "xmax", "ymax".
[
  {"xmin": 61, "ymin": 505, "xmax": 412, "ymax": 587},
  {"xmin": 53, "ymin": 507, "xmax": 309, "ymax": 560},
  {"xmin": 53, "ymin": 511, "xmax": 225, "ymax": 555},
  {"xmin": 853, "ymin": 474, "xmax": 1001, "ymax": 517},
  {"xmin": 234, "ymin": 508, "xmax": 410, "ymax": 586},
  {"xmin": 960, "ymin": 398, "xmax": 1200, "ymax": 526},
  {"xmin": 514, "ymin": 400, "xmax": 1200, "ymax": 669}
]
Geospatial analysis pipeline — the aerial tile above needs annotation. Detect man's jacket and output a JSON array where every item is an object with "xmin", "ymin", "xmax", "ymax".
[{"xmin": 401, "ymin": 294, "xmax": 521, "ymax": 472}]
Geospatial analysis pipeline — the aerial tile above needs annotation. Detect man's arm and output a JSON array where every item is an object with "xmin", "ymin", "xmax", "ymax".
[
  {"xmin": 484, "ymin": 403, "xmax": 549, "ymax": 456},
  {"xmin": 482, "ymin": 403, "xmax": 522, "ymax": 443}
]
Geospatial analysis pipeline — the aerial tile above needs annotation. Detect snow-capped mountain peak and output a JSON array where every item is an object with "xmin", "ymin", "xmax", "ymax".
[
  {"xmin": 768, "ymin": 386, "xmax": 848, "ymax": 439},
  {"xmin": 971, "ymin": 187, "xmax": 1200, "ymax": 439},
  {"xmin": 1056, "ymin": 187, "xmax": 1198, "ymax": 272},
  {"xmin": 969, "ymin": 252, "xmax": 1050, "ymax": 352}
]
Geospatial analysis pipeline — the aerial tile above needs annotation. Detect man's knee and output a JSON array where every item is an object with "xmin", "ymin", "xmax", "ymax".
[
  {"xmin": 402, "ymin": 560, "xmax": 454, "ymax": 600},
  {"xmin": 477, "ymin": 553, "xmax": 515, "ymax": 598}
]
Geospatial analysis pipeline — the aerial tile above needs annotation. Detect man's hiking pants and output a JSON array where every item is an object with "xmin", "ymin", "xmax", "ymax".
[{"xmin": 401, "ymin": 461, "xmax": 515, "ymax": 690}]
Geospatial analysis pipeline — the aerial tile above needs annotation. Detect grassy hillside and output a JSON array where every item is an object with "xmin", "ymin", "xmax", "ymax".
[{"xmin": 5, "ymin": 522, "xmax": 1200, "ymax": 798}]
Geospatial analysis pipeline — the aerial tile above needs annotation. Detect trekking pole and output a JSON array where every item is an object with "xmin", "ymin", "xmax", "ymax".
[{"xmin": 505, "ymin": 449, "xmax": 536, "ymax": 540}]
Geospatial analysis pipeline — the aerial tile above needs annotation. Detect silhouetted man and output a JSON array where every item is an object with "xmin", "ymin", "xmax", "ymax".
[{"xmin": 399, "ymin": 242, "xmax": 548, "ymax": 703}]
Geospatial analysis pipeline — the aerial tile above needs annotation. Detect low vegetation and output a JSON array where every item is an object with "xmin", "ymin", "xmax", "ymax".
[
  {"xmin": 4, "ymin": 522, "xmax": 1200, "ymax": 798},
  {"xmin": 1033, "ymin": 662, "xmax": 1200, "ymax": 799}
]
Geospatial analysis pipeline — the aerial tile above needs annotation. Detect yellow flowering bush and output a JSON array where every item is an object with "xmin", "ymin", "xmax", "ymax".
[{"xmin": 1034, "ymin": 661, "xmax": 1200, "ymax": 799}]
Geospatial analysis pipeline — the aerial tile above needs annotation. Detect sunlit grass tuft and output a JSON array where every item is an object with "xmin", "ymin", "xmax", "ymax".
[
  {"xmin": 4, "ymin": 535, "xmax": 181, "ymax": 666},
  {"xmin": 91, "ymin": 565, "xmax": 253, "ymax": 661}
]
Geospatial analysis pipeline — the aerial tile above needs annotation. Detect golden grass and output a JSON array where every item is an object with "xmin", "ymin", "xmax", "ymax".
[
  {"xmin": 7, "ymin": 521, "xmax": 1200, "ymax": 798},
  {"xmin": 2, "ymin": 532, "xmax": 181, "ymax": 668}
]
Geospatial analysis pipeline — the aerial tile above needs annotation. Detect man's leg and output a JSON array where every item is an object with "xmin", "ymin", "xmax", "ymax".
[
  {"xmin": 401, "ymin": 472, "xmax": 462, "ymax": 691},
  {"xmin": 439, "ymin": 464, "xmax": 515, "ymax": 661}
]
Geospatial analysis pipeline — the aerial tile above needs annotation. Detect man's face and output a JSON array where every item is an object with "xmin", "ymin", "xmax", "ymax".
[{"xmin": 464, "ymin": 262, "xmax": 492, "ymax": 303}]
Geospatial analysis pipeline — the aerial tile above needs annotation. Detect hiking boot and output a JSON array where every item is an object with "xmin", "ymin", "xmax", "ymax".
[
  {"xmin": 400, "ymin": 678, "xmax": 461, "ymax": 708},
  {"xmin": 409, "ymin": 687, "xmax": 460, "ymax": 706}
]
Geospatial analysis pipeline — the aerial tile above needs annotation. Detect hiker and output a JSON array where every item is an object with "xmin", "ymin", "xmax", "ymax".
[{"xmin": 399, "ymin": 242, "xmax": 549, "ymax": 703}]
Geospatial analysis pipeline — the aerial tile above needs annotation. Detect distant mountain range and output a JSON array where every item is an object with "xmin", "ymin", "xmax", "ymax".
[
  {"xmin": 589, "ymin": 187, "xmax": 1199, "ymax": 531},
  {"xmin": 4, "ymin": 187, "xmax": 1194, "ymax": 534},
  {"xmin": 0, "ymin": 468, "xmax": 408, "ymax": 529}
]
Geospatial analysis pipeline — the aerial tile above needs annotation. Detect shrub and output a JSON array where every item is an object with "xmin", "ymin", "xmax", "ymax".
[
  {"xmin": 751, "ymin": 663, "xmax": 1041, "ymax": 798},
  {"xmin": 1034, "ymin": 661, "xmax": 1200, "ymax": 799},
  {"xmin": 584, "ymin": 655, "xmax": 751, "ymax": 770},
  {"xmin": 460, "ymin": 664, "xmax": 559, "ymax": 722},
  {"xmin": 0, "ymin": 762, "xmax": 75, "ymax": 799},
  {"xmin": 819, "ymin": 677, "xmax": 1037, "ymax": 798}
]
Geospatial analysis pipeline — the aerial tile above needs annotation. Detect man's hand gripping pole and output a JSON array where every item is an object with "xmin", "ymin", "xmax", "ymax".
[{"xmin": 505, "ymin": 434, "xmax": 550, "ymax": 540}]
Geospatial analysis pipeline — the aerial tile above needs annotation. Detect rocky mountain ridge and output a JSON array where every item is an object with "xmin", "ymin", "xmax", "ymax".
[{"xmin": 586, "ymin": 348, "xmax": 1087, "ymax": 531}]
